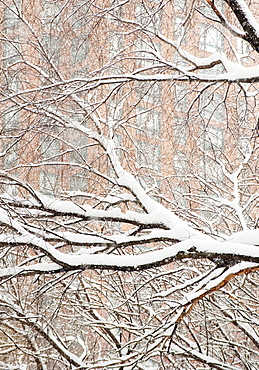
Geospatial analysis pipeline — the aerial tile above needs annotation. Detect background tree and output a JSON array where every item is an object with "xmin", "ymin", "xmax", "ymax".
[{"xmin": 1, "ymin": 0, "xmax": 259, "ymax": 369}]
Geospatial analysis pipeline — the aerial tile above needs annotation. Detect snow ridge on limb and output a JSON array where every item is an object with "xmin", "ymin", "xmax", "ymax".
[
  {"xmin": 0, "ymin": 235, "xmax": 259, "ymax": 278},
  {"xmin": 223, "ymin": 0, "xmax": 259, "ymax": 52}
]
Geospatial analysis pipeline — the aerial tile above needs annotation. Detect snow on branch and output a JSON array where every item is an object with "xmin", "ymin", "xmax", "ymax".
[
  {"xmin": 223, "ymin": 0, "xmax": 259, "ymax": 52},
  {"xmin": 0, "ymin": 236, "xmax": 259, "ymax": 279}
]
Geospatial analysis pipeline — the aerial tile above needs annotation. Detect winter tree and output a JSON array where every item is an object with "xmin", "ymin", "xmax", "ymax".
[{"xmin": 1, "ymin": 0, "xmax": 259, "ymax": 368}]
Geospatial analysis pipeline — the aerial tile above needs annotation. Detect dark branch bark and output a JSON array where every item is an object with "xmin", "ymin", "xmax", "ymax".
[{"xmin": 223, "ymin": 0, "xmax": 259, "ymax": 52}]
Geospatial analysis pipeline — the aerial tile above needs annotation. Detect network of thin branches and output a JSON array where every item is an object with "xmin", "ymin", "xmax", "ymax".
[{"xmin": 1, "ymin": 0, "xmax": 259, "ymax": 369}]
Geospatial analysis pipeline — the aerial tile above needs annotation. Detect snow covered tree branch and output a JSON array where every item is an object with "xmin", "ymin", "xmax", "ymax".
[{"xmin": 1, "ymin": 0, "xmax": 259, "ymax": 368}]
